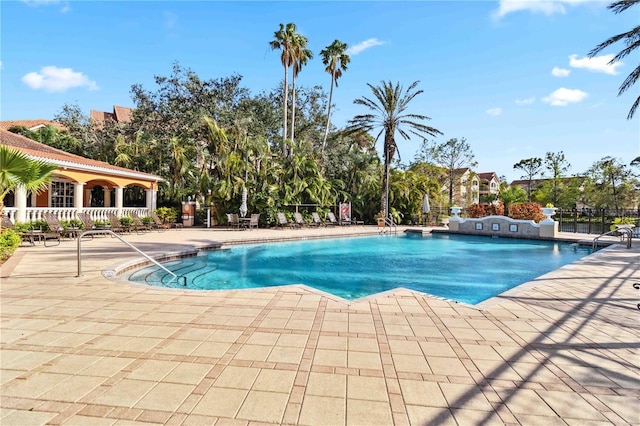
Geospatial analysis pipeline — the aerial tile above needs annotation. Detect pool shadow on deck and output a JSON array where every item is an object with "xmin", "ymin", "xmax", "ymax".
[{"xmin": 422, "ymin": 246, "xmax": 639, "ymax": 425}]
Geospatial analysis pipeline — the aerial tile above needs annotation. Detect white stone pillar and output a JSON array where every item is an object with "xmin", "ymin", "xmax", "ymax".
[
  {"xmin": 103, "ymin": 188, "xmax": 111, "ymax": 207},
  {"xmin": 15, "ymin": 186, "xmax": 28, "ymax": 223},
  {"xmin": 115, "ymin": 186, "xmax": 124, "ymax": 217},
  {"xmin": 74, "ymin": 182, "xmax": 85, "ymax": 214},
  {"xmin": 145, "ymin": 188, "xmax": 157, "ymax": 214}
]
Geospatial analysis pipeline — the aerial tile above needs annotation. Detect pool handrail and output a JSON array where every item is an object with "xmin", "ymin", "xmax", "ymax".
[
  {"xmin": 592, "ymin": 227, "xmax": 633, "ymax": 251},
  {"xmin": 76, "ymin": 229, "xmax": 187, "ymax": 286}
]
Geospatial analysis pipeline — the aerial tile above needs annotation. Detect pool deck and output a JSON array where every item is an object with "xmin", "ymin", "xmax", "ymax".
[{"xmin": 1, "ymin": 226, "xmax": 638, "ymax": 425}]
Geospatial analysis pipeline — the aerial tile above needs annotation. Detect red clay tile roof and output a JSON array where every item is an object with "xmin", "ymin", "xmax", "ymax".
[
  {"xmin": 113, "ymin": 106, "xmax": 133, "ymax": 123},
  {"xmin": 0, "ymin": 129, "xmax": 160, "ymax": 182},
  {"xmin": 91, "ymin": 105, "xmax": 133, "ymax": 127},
  {"xmin": 477, "ymin": 172, "xmax": 499, "ymax": 182},
  {"xmin": 0, "ymin": 120, "xmax": 66, "ymax": 132}
]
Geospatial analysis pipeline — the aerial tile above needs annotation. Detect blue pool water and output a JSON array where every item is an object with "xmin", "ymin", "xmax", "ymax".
[{"xmin": 128, "ymin": 234, "xmax": 591, "ymax": 304}]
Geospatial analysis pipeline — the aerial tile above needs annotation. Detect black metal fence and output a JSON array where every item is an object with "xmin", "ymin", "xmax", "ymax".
[{"xmin": 555, "ymin": 209, "xmax": 639, "ymax": 235}]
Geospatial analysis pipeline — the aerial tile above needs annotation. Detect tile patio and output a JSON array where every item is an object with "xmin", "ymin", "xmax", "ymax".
[{"xmin": 1, "ymin": 225, "xmax": 638, "ymax": 425}]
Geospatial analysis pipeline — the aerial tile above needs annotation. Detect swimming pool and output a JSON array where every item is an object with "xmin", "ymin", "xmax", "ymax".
[{"xmin": 127, "ymin": 234, "xmax": 592, "ymax": 304}]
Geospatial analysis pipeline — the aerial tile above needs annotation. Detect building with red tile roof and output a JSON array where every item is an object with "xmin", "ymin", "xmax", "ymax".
[
  {"xmin": 1, "ymin": 129, "xmax": 161, "ymax": 223},
  {"xmin": 0, "ymin": 119, "xmax": 66, "ymax": 132},
  {"xmin": 90, "ymin": 105, "xmax": 133, "ymax": 128}
]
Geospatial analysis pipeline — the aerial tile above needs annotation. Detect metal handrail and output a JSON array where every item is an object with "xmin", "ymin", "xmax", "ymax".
[
  {"xmin": 380, "ymin": 217, "xmax": 397, "ymax": 235},
  {"xmin": 76, "ymin": 229, "xmax": 186, "ymax": 286},
  {"xmin": 592, "ymin": 227, "xmax": 633, "ymax": 251}
]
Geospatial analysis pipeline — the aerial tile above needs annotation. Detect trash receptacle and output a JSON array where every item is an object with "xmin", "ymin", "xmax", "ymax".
[{"xmin": 181, "ymin": 202, "xmax": 195, "ymax": 227}]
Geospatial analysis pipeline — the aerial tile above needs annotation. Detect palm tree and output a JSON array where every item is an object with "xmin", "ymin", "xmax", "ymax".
[
  {"xmin": 0, "ymin": 145, "xmax": 57, "ymax": 226},
  {"xmin": 289, "ymin": 32, "xmax": 313, "ymax": 146},
  {"xmin": 348, "ymin": 81, "xmax": 442, "ymax": 218},
  {"xmin": 269, "ymin": 22, "xmax": 297, "ymax": 152},
  {"xmin": 588, "ymin": 0, "xmax": 640, "ymax": 119},
  {"xmin": 320, "ymin": 40, "xmax": 350, "ymax": 151}
]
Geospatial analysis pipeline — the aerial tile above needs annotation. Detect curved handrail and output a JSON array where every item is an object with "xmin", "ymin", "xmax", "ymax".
[
  {"xmin": 76, "ymin": 229, "xmax": 186, "ymax": 286},
  {"xmin": 592, "ymin": 227, "xmax": 633, "ymax": 251}
]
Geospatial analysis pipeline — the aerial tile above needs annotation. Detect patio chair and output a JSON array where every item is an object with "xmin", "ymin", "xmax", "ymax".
[
  {"xmin": 327, "ymin": 212, "xmax": 341, "ymax": 226},
  {"xmin": 1, "ymin": 215, "xmax": 53, "ymax": 246},
  {"xmin": 311, "ymin": 212, "xmax": 325, "ymax": 227},
  {"xmin": 77, "ymin": 212, "xmax": 110, "ymax": 239},
  {"xmin": 107, "ymin": 213, "xmax": 129, "ymax": 234},
  {"xmin": 149, "ymin": 211, "xmax": 169, "ymax": 231},
  {"xmin": 248, "ymin": 213, "xmax": 260, "ymax": 230},
  {"xmin": 227, "ymin": 213, "xmax": 240, "ymax": 230},
  {"xmin": 293, "ymin": 212, "xmax": 307, "ymax": 227},
  {"xmin": 130, "ymin": 211, "xmax": 151, "ymax": 234},
  {"xmin": 276, "ymin": 212, "xmax": 298, "ymax": 229},
  {"xmin": 44, "ymin": 213, "xmax": 79, "ymax": 239}
]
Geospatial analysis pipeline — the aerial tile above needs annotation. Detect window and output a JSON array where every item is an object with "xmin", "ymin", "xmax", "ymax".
[
  {"xmin": 490, "ymin": 182, "xmax": 497, "ymax": 190},
  {"xmin": 50, "ymin": 181, "xmax": 74, "ymax": 207}
]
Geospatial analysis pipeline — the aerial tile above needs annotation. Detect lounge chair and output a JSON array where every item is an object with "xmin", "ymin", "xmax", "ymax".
[
  {"xmin": 327, "ymin": 212, "xmax": 342, "ymax": 226},
  {"xmin": 293, "ymin": 212, "xmax": 307, "ymax": 227},
  {"xmin": 131, "ymin": 211, "xmax": 151, "ymax": 234},
  {"xmin": 149, "ymin": 211, "xmax": 169, "ymax": 231},
  {"xmin": 276, "ymin": 212, "xmax": 298, "ymax": 229},
  {"xmin": 44, "ymin": 212, "xmax": 79, "ymax": 239},
  {"xmin": 1, "ymin": 215, "xmax": 55, "ymax": 246},
  {"xmin": 248, "ymin": 213, "xmax": 260, "ymax": 230},
  {"xmin": 107, "ymin": 213, "xmax": 129, "ymax": 234},
  {"xmin": 311, "ymin": 212, "xmax": 325, "ymax": 227},
  {"xmin": 77, "ymin": 212, "xmax": 109, "ymax": 239}
]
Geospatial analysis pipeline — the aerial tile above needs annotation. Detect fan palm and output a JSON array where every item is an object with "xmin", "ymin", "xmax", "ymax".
[
  {"xmin": 320, "ymin": 40, "xmax": 350, "ymax": 150},
  {"xmin": 348, "ymin": 81, "xmax": 442, "ymax": 218},
  {"xmin": 0, "ymin": 145, "xmax": 57, "ymax": 223},
  {"xmin": 588, "ymin": 0, "xmax": 640, "ymax": 119},
  {"xmin": 269, "ymin": 22, "xmax": 297, "ymax": 152},
  {"xmin": 290, "ymin": 32, "xmax": 313, "ymax": 146}
]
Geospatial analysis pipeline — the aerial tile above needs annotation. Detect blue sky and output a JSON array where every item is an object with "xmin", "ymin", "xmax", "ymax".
[{"xmin": 2, "ymin": 0, "xmax": 638, "ymax": 182}]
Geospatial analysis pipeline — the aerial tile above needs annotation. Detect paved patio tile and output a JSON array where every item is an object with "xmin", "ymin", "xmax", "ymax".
[
  {"xmin": 236, "ymin": 390, "xmax": 289, "ymax": 423},
  {"xmin": 299, "ymin": 395, "xmax": 345, "ymax": 426},
  {"xmin": 1, "ymin": 227, "xmax": 637, "ymax": 424}
]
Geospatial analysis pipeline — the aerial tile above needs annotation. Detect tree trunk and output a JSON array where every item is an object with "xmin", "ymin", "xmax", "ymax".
[
  {"xmin": 282, "ymin": 63, "xmax": 289, "ymax": 155},
  {"xmin": 322, "ymin": 73, "xmax": 335, "ymax": 151},
  {"xmin": 290, "ymin": 71, "xmax": 297, "ymax": 150}
]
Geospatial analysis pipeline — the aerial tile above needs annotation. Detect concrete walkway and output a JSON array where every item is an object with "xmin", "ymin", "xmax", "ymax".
[{"xmin": 1, "ymin": 226, "xmax": 638, "ymax": 425}]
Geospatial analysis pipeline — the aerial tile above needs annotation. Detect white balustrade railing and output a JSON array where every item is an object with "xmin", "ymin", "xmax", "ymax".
[{"xmin": 2, "ymin": 207, "xmax": 150, "ymax": 224}]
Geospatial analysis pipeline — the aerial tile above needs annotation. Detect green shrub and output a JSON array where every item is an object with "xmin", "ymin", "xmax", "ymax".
[
  {"xmin": 0, "ymin": 229, "xmax": 22, "ymax": 262},
  {"xmin": 155, "ymin": 207, "xmax": 178, "ymax": 224},
  {"xmin": 62, "ymin": 218, "xmax": 82, "ymax": 229},
  {"xmin": 119, "ymin": 216, "xmax": 134, "ymax": 226}
]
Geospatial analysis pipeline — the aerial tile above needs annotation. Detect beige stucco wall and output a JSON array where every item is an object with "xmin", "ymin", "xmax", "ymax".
[{"xmin": 447, "ymin": 215, "xmax": 557, "ymax": 239}]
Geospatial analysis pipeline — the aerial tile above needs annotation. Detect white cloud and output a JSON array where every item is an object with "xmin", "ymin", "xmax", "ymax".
[
  {"xmin": 22, "ymin": 0, "xmax": 70, "ymax": 12},
  {"xmin": 551, "ymin": 67, "xmax": 571, "ymax": 77},
  {"xmin": 22, "ymin": 66, "xmax": 98, "ymax": 92},
  {"xmin": 569, "ymin": 54, "xmax": 622, "ymax": 75},
  {"xmin": 486, "ymin": 108, "xmax": 503, "ymax": 116},
  {"xmin": 515, "ymin": 97, "xmax": 535, "ymax": 105},
  {"xmin": 346, "ymin": 38, "xmax": 386, "ymax": 55},
  {"xmin": 493, "ymin": 0, "xmax": 592, "ymax": 19},
  {"xmin": 542, "ymin": 87, "xmax": 588, "ymax": 106}
]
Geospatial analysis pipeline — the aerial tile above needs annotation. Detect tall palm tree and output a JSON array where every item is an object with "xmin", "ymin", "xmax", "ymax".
[
  {"xmin": 348, "ymin": 81, "xmax": 442, "ymax": 218},
  {"xmin": 588, "ymin": 0, "xmax": 640, "ymax": 119},
  {"xmin": 320, "ymin": 40, "xmax": 350, "ymax": 151},
  {"xmin": 0, "ymin": 145, "xmax": 57, "ymax": 223},
  {"xmin": 290, "ymin": 32, "xmax": 313, "ymax": 146},
  {"xmin": 269, "ymin": 22, "xmax": 297, "ymax": 152}
]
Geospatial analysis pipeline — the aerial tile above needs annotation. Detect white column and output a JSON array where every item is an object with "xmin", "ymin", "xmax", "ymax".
[
  {"xmin": 15, "ymin": 186, "xmax": 28, "ymax": 223},
  {"xmin": 29, "ymin": 192, "xmax": 37, "ymax": 207},
  {"xmin": 103, "ymin": 188, "xmax": 111, "ymax": 207},
  {"xmin": 74, "ymin": 182, "xmax": 85, "ymax": 214},
  {"xmin": 145, "ymin": 188, "xmax": 157, "ymax": 214},
  {"xmin": 115, "ymin": 186, "xmax": 124, "ymax": 217}
]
